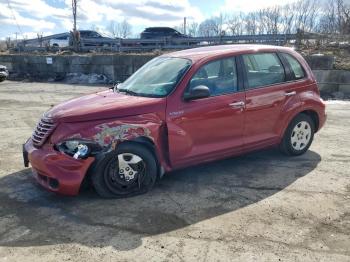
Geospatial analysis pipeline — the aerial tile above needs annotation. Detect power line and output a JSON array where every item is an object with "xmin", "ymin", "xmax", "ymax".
[{"xmin": 6, "ymin": 0, "xmax": 25, "ymax": 39}]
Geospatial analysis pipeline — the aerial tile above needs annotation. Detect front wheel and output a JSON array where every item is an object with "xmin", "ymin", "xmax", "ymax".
[
  {"xmin": 280, "ymin": 114, "xmax": 315, "ymax": 156},
  {"xmin": 91, "ymin": 143, "xmax": 157, "ymax": 198}
]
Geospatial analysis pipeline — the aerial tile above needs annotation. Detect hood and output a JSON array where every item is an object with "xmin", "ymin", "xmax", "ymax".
[{"xmin": 46, "ymin": 90, "xmax": 166, "ymax": 123}]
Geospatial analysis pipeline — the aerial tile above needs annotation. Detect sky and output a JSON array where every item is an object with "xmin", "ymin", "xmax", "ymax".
[{"xmin": 0, "ymin": 0, "xmax": 301, "ymax": 40}]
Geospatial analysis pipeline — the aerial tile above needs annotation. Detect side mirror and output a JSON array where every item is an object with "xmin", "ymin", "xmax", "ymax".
[{"xmin": 184, "ymin": 85, "xmax": 210, "ymax": 100}]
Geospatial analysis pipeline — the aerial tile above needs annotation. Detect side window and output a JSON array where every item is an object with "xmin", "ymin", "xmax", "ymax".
[
  {"xmin": 243, "ymin": 53, "xmax": 285, "ymax": 89},
  {"xmin": 57, "ymin": 35, "xmax": 68, "ymax": 40},
  {"xmin": 89, "ymin": 32, "xmax": 98, "ymax": 37},
  {"xmin": 188, "ymin": 57, "xmax": 238, "ymax": 97},
  {"xmin": 282, "ymin": 53, "xmax": 305, "ymax": 80}
]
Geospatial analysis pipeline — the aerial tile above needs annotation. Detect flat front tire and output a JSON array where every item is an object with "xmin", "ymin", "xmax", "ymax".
[
  {"xmin": 91, "ymin": 143, "xmax": 157, "ymax": 198},
  {"xmin": 280, "ymin": 113, "xmax": 315, "ymax": 156}
]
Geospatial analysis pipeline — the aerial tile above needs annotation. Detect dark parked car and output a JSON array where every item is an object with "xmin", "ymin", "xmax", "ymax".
[
  {"xmin": 140, "ymin": 27, "xmax": 187, "ymax": 39},
  {"xmin": 78, "ymin": 30, "xmax": 118, "ymax": 47},
  {"xmin": 23, "ymin": 45, "xmax": 326, "ymax": 198},
  {"xmin": 0, "ymin": 65, "xmax": 9, "ymax": 82}
]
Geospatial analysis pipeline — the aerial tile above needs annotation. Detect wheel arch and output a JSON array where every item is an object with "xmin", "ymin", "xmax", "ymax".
[
  {"xmin": 280, "ymin": 107, "xmax": 320, "ymax": 141},
  {"xmin": 82, "ymin": 136, "xmax": 163, "ymax": 193},
  {"xmin": 299, "ymin": 110, "xmax": 319, "ymax": 132}
]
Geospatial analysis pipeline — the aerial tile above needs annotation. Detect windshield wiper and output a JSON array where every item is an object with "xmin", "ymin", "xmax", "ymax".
[
  {"xmin": 116, "ymin": 88, "xmax": 139, "ymax": 96},
  {"xmin": 116, "ymin": 87, "xmax": 162, "ymax": 98}
]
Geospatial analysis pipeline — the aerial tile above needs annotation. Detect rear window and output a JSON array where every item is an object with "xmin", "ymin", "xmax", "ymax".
[
  {"xmin": 281, "ymin": 53, "xmax": 305, "ymax": 80},
  {"xmin": 242, "ymin": 53, "xmax": 286, "ymax": 89}
]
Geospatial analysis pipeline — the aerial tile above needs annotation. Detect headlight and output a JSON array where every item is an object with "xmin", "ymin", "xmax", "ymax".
[{"xmin": 56, "ymin": 139, "xmax": 102, "ymax": 159}]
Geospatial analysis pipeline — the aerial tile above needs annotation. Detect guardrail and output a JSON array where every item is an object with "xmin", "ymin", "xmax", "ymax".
[{"xmin": 13, "ymin": 33, "xmax": 311, "ymax": 53}]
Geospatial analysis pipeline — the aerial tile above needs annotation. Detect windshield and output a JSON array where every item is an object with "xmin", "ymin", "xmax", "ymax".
[{"xmin": 117, "ymin": 57, "xmax": 191, "ymax": 97}]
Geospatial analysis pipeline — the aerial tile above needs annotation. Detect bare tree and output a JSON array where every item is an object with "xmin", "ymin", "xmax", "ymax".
[
  {"xmin": 213, "ymin": 13, "xmax": 226, "ymax": 36},
  {"xmin": 37, "ymin": 33, "xmax": 43, "ymax": 47},
  {"xmin": 5, "ymin": 37, "xmax": 12, "ymax": 49},
  {"xmin": 318, "ymin": 0, "xmax": 338, "ymax": 33},
  {"xmin": 166, "ymin": 0, "xmax": 350, "ymax": 41},
  {"xmin": 174, "ymin": 21, "xmax": 199, "ymax": 36},
  {"xmin": 336, "ymin": 0, "xmax": 350, "ymax": 34},
  {"xmin": 245, "ymin": 12, "xmax": 258, "ymax": 35},
  {"xmin": 187, "ymin": 22, "xmax": 199, "ymax": 36},
  {"xmin": 108, "ymin": 19, "xmax": 132, "ymax": 38},
  {"xmin": 280, "ymin": 4, "xmax": 296, "ymax": 34},
  {"xmin": 198, "ymin": 14, "xmax": 226, "ymax": 37},
  {"xmin": 198, "ymin": 18, "xmax": 217, "ymax": 37},
  {"xmin": 226, "ymin": 14, "xmax": 243, "ymax": 35},
  {"xmin": 293, "ymin": 0, "xmax": 319, "ymax": 32},
  {"xmin": 258, "ymin": 7, "xmax": 282, "ymax": 34}
]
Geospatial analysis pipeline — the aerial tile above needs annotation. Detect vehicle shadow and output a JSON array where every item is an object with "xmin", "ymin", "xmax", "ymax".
[{"xmin": 0, "ymin": 149, "xmax": 321, "ymax": 251}]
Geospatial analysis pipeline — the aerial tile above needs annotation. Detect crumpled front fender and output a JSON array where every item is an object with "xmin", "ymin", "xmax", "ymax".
[{"xmin": 50, "ymin": 113, "xmax": 171, "ymax": 172}]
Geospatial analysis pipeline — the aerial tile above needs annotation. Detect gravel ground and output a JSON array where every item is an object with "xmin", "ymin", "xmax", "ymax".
[{"xmin": 0, "ymin": 81, "xmax": 349, "ymax": 262}]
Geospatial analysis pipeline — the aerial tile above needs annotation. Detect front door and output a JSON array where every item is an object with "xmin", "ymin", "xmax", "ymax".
[{"xmin": 167, "ymin": 56, "xmax": 245, "ymax": 168}]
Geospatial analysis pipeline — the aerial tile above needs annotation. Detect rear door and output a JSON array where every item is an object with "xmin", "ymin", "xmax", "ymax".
[
  {"xmin": 167, "ymin": 56, "xmax": 245, "ymax": 167},
  {"xmin": 241, "ymin": 52, "xmax": 293, "ymax": 150}
]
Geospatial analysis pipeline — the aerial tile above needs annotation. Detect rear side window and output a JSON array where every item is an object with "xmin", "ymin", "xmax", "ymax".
[
  {"xmin": 281, "ymin": 53, "xmax": 305, "ymax": 80},
  {"xmin": 188, "ymin": 57, "xmax": 238, "ymax": 96},
  {"xmin": 242, "ymin": 53, "xmax": 285, "ymax": 89}
]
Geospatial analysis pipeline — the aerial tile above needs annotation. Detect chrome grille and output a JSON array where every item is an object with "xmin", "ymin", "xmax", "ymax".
[{"xmin": 32, "ymin": 117, "xmax": 56, "ymax": 147}]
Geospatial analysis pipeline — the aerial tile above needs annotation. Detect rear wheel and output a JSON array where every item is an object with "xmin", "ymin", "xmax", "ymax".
[
  {"xmin": 280, "ymin": 114, "xmax": 315, "ymax": 156},
  {"xmin": 91, "ymin": 143, "xmax": 157, "ymax": 198}
]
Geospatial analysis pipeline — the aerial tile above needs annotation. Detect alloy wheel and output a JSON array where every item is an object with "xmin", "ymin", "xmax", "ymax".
[{"xmin": 290, "ymin": 121, "xmax": 312, "ymax": 151}]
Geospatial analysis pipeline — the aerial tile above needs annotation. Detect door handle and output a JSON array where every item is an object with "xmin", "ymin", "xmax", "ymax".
[
  {"xmin": 285, "ymin": 91, "xmax": 296, "ymax": 97},
  {"xmin": 229, "ymin": 101, "xmax": 245, "ymax": 108}
]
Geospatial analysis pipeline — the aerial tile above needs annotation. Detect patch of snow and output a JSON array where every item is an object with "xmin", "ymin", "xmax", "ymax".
[{"xmin": 325, "ymin": 100, "xmax": 350, "ymax": 105}]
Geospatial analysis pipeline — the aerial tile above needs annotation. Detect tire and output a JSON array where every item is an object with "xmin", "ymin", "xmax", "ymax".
[
  {"xmin": 91, "ymin": 143, "xmax": 157, "ymax": 198},
  {"xmin": 280, "ymin": 113, "xmax": 315, "ymax": 156}
]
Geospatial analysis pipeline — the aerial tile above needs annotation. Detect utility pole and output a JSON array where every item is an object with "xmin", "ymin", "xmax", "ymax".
[
  {"xmin": 72, "ymin": 0, "xmax": 77, "ymax": 31},
  {"xmin": 184, "ymin": 17, "xmax": 187, "ymax": 35},
  {"xmin": 71, "ymin": 0, "xmax": 79, "ymax": 51}
]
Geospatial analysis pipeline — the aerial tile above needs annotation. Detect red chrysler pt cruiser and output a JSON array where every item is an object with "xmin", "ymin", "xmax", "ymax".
[{"xmin": 23, "ymin": 45, "xmax": 326, "ymax": 197}]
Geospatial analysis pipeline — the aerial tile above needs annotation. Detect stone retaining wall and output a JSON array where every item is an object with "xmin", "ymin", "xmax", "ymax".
[
  {"xmin": 0, "ymin": 53, "xmax": 349, "ymax": 98},
  {"xmin": 0, "ymin": 54, "xmax": 156, "ymax": 82}
]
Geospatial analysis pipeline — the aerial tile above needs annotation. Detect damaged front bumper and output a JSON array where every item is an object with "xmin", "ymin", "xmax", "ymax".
[
  {"xmin": 23, "ymin": 139, "xmax": 94, "ymax": 195},
  {"xmin": 0, "ymin": 72, "xmax": 8, "ymax": 81}
]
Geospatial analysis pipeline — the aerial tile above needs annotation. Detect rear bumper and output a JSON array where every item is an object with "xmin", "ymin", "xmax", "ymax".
[
  {"xmin": 317, "ymin": 100, "xmax": 327, "ymax": 131},
  {"xmin": 319, "ymin": 111, "xmax": 327, "ymax": 131},
  {"xmin": 23, "ymin": 139, "xmax": 94, "ymax": 196}
]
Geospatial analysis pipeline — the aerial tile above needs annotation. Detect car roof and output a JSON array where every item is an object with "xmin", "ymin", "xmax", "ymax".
[
  {"xmin": 166, "ymin": 44, "xmax": 294, "ymax": 62},
  {"xmin": 79, "ymin": 30, "xmax": 97, "ymax": 33},
  {"xmin": 145, "ymin": 27, "xmax": 174, "ymax": 30}
]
